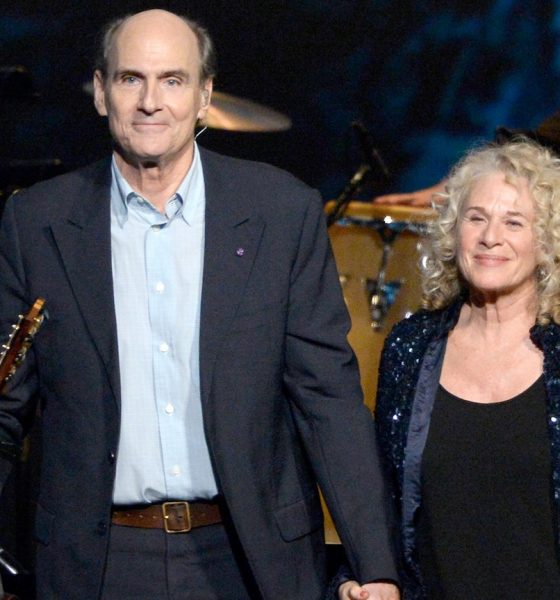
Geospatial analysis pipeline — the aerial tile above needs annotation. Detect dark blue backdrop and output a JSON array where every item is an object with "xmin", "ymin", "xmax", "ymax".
[{"xmin": 2, "ymin": 0, "xmax": 560, "ymax": 200}]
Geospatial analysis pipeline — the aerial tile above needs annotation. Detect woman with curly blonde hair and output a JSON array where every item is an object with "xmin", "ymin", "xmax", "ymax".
[
  {"xmin": 339, "ymin": 139, "xmax": 560, "ymax": 599},
  {"xmin": 423, "ymin": 140, "xmax": 560, "ymax": 323}
]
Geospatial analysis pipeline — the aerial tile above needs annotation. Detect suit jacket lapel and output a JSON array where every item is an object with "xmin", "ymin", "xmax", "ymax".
[
  {"xmin": 199, "ymin": 150, "xmax": 265, "ymax": 405},
  {"xmin": 49, "ymin": 161, "xmax": 120, "ymax": 406},
  {"xmin": 47, "ymin": 151, "xmax": 264, "ymax": 410}
]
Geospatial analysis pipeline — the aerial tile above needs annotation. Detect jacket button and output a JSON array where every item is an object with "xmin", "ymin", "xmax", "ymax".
[
  {"xmin": 96, "ymin": 520, "xmax": 107, "ymax": 536},
  {"xmin": 108, "ymin": 451, "xmax": 116, "ymax": 465}
]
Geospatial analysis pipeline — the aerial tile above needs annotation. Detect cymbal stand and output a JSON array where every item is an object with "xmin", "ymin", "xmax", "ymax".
[{"xmin": 365, "ymin": 224, "xmax": 404, "ymax": 331}]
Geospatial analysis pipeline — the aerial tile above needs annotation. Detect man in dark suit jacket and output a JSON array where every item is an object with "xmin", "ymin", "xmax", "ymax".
[{"xmin": 0, "ymin": 9, "xmax": 398, "ymax": 600}]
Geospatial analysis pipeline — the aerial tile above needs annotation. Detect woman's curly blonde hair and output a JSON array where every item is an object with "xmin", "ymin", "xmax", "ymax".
[{"xmin": 421, "ymin": 138, "xmax": 560, "ymax": 325}]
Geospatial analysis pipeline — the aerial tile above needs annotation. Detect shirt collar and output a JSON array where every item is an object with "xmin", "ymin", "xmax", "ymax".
[{"xmin": 111, "ymin": 143, "xmax": 204, "ymax": 228}]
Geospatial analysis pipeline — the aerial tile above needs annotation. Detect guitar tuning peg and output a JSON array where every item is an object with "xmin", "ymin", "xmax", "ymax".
[{"xmin": 0, "ymin": 298, "xmax": 46, "ymax": 393}]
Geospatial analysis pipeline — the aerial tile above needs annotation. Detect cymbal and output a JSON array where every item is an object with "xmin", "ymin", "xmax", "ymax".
[
  {"xmin": 82, "ymin": 82, "xmax": 291, "ymax": 132},
  {"xmin": 204, "ymin": 91, "xmax": 291, "ymax": 132}
]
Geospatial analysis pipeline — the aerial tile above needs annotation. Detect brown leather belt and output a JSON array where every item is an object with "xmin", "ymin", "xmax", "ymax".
[{"xmin": 111, "ymin": 501, "xmax": 222, "ymax": 533}]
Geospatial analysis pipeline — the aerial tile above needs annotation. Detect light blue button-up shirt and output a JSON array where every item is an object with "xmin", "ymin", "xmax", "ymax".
[{"xmin": 110, "ymin": 145, "xmax": 218, "ymax": 504}]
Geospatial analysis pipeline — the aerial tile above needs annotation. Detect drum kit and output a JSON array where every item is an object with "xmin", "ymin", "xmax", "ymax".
[{"xmin": 326, "ymin": 201, "xmax": 435, "ymax": 410}]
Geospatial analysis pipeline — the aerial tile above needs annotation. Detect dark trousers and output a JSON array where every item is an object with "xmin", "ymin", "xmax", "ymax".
[{"xmin": 101, "ymin": 523, "xmax": 260, "ymax": 600}]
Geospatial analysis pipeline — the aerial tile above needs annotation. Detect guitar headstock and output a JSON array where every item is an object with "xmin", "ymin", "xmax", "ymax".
[{"xmin": 0, "ymin": 298, "xmax": 46, "ymax": 392}]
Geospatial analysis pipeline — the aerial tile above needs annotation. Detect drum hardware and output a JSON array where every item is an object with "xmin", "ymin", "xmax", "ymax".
[
  {"xmin": 336, "ymin": 213, "xmax": 428, "ymax": 330},
  {"xmin": 326, "ymin": 122, "xmax": 390, "ymax": 227},
  {"xmin": 325, "ymin": 201, "xmax": 435, "ymax": 408},
  {"xmin": 366, "ymin": 220, "xmax": 401, "ymax": 331},
  {"xmin": 351, "ymin": 121, "xmax": 390, "ymax": 181},
  {"xmin": 327, "ymin": 164, "xmax": 371, "ymax": 227},
  {"xmin": 367, "ymin": 279, "xmax": 402, "ymax": 330}
]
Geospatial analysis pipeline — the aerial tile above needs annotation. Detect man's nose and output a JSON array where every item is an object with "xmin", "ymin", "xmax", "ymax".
[{"xmin": 137, "ymin": 80, "xmax": 162, "ymax": 113}]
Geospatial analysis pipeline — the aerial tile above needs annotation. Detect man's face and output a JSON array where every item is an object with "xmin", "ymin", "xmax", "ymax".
[{"xmin": 93, "ymin": 10, "xmax": 212, "ymax": 168}]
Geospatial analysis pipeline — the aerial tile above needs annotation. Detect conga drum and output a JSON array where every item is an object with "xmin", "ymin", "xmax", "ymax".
[
  {"xmin": 322, "ymin": 201, "xmax": 435, "ymax": 543},
  {"xmin": 326, "ymin": 201, "xmax": 435, "ymax": 408}
]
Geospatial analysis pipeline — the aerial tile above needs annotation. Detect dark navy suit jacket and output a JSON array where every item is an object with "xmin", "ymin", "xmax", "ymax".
[{"xmin": 0, "ymin": 148, "xmax": 397, "ymax": 599}]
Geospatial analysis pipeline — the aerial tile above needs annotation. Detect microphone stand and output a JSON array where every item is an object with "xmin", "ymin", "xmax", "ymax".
[
  {"xmin": 326, "ymin": 162, "xmax": 371, "ymax": 227},
  {"xmin": 326, "ymin": 121, "xmax": 390, "ymax": 227}
]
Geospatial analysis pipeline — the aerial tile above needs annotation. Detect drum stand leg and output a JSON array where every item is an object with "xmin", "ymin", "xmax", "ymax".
[{"xmin": 365, "ymin": 229, "xmax": 402, "ymax": 331}]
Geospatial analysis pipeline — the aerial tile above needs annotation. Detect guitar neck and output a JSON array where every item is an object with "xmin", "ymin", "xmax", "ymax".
[{"xmin": 0, "ymin": 298, "xmax": 45, "ymax": 394}]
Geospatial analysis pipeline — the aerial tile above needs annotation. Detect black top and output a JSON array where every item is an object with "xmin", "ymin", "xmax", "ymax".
[{"xmin": 417, "ymin": 376, "xmax": 560, "ymax": 599}]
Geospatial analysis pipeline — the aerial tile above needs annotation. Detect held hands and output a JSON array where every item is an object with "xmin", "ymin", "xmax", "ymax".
[{"xmin": 338, "ymin": 580, "xmax": 400, "ymax": 600}]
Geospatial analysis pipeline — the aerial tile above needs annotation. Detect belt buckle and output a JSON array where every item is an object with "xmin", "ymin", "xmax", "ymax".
[{"xmin": 162, "ymin": 501, "xmax": 191, "ymax": 533}]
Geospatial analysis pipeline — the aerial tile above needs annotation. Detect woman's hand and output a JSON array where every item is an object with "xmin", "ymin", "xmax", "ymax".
[
  {"xmin": 338, "ymin": 580, "xmax": 400, "ymax": 600},
  {"xmin": 338, "ymin": 580, "xmax": 370, "ymax": 599}
]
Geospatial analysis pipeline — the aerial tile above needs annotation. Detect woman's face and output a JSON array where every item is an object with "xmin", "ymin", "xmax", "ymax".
[{"xmin": 457, "ymin": 171, "xmax": 538, "ymax": 301}]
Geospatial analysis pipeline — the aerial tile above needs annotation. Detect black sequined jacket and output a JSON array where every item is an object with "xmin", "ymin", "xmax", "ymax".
[{"xmin": 374, "ymin": 299, "xmax": 560, "ymax": 599}]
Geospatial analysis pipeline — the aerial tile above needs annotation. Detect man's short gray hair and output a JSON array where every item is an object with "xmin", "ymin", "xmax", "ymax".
[{"xmin": 95, "ymin": 12, "xmax": 217, "ymax": 83}]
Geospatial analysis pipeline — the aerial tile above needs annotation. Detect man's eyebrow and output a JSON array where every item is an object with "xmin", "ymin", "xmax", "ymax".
[
  {"xmin": 112, "ymin": 69, "xmax": 144, "ymax": 81},
  {"xmin": 111, "ymin": 69, "xmax": 191, "ymax": 81},
  {"xmin": 159, "ymin": 69, "xmax": 190, "ymax": 81}
]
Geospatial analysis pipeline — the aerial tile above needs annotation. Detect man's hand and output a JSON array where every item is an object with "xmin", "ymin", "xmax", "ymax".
[{"xmin": 338, "ymin": 580, "xmax": 400, "ymax": 600}]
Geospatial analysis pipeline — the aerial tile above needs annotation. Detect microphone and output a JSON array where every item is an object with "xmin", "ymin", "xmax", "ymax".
[{"xmin": 351, "ymin": 121, "xmax": 390, "ymax": 181}]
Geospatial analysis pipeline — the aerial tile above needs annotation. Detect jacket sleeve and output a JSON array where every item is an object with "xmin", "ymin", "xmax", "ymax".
[
  {"xmin": 374, "ymin": 328, "xmax": 404, "ymax": 490},
  {"xmin": 0, "ymin": 194, "xmax": 41, "ymax": 490},
  {"xmin": 282, "ymin": 191, "xmax": 398, "ymax": 585}
]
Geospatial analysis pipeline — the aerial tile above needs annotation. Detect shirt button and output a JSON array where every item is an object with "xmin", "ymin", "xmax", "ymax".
[
  {"xmin": 107, "ymin": 451, "xmax": 116, "ymax": 465},
  {"xmin": 155, "ymin": 281, "xmax": 165, "ymax": 293},
  {"xmin": 165, "ymin": 403, "xmax": 174, "ymax": 415},
  {"xmin": 171, "ymin": 465, "xmax": 181, "ymax": 476},
  {"xmin": 159, "ymin": 342, "xmax": 169, "ymax": 353}
]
